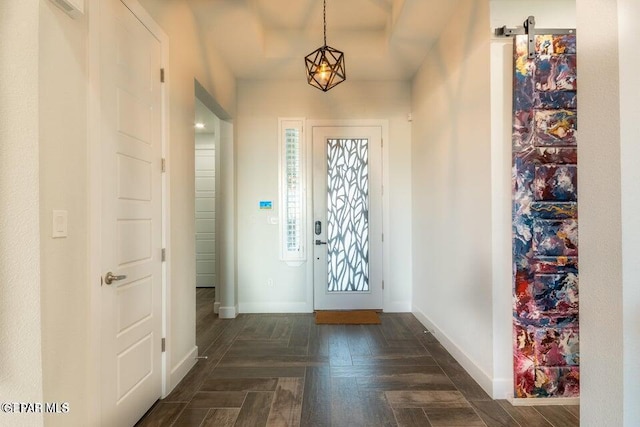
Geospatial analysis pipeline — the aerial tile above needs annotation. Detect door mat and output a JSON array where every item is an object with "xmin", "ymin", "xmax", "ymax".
[{"xmin": 315, "ymin": 310, "xmax": 381, "ymax": 325}]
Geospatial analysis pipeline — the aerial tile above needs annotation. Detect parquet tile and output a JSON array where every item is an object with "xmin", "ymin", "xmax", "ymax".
[{"xmin": 136, "ymin": 289, "xmax": 579, "ymax": 426}]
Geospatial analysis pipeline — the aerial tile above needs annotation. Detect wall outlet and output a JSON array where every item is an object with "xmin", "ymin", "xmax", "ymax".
[{"xmin": 266, "ymin": 278, "xmax": 274, "ymax": 288}]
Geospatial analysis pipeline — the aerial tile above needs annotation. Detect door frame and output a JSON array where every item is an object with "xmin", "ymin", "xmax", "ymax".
[
  {"xmin": 305, "ymin": 120, "xmax": 390, "ymax": 312},
  {"xmin": 87, "ymin": 0, "xmax": 171, "ymax": 423}
]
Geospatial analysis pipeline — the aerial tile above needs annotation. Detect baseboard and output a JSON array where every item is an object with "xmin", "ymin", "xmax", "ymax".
[
  {"xmin": 168, "ymin": 345, "xmax": 198, "ymax": 396},
  {"xmin": 383, "ymin": 301, "xmax": 411, "ymax": 313},
  {"xmin": 412, "ymin": 307, "xmax": 495, "ymax": 398},
  {"xmin": 219, "ymin": 305, "xmax": 238, "ymax": 319},
  {"xmin": 492, "ymin": 377, "xmax": 513, "ymax": 400},
  {"xmin": 508, "ymin": 396, "xmax": 580, "ymax": 406},
  {"xmin": 238, "ymin": 302, "xmax": 311, "ymax": 313},
  {"xmin": 213, "ymin": 302, "xmax": 220, "ymax": 314}
]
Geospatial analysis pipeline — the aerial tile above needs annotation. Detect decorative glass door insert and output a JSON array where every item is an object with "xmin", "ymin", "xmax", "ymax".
[{"xmin": 326, "ymin": 138, "xmax": 369, "ymax": 292}]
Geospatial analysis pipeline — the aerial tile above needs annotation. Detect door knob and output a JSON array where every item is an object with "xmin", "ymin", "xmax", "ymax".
[
  {"xmin": 104, "ymin": 272, "xmax": 127, "ymax": 285},
  {"xmin": 315, "ymin": 239, "xmax": 327, "ymax": 245}
]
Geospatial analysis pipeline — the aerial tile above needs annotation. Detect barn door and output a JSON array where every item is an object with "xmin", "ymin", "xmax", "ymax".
[{"xmin": 512, "ymin": 33, "xmax": 580, "ymax": 398}]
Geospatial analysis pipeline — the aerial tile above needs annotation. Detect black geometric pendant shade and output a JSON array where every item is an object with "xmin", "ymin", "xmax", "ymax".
[
  {"xmin": 305, "ymin": 0, "xmax": 346, "ymax": 92},
  {"xmin": 305, "ymin": 45, "xmax": 346, "ymax": 92}
]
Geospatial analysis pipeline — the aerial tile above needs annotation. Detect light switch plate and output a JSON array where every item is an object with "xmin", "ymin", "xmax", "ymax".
[{"xmin": 52, "ymin": 210, "xmax": 68, "ymax": 238}]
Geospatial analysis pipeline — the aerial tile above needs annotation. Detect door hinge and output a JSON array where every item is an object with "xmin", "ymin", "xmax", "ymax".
[
  {"xmin": 382, "ymin": 280, "xmax": 385, "ymax": 290},
  {"xmin": 382, "ymin": 233, "xmax": 384, "ymax": 242},
  {"xmin": 161, "ymin": 158, "xmax": 166, "ymax": 173},
  {"xmin": 161, "ymin": 248, "xmax": 166, "ymax": 262},
  {"xmin": 160, "ymin": 68, "xmax": 165, "ymax": 83},
  {"xmin": 161, "ymin": 338, "xmax": 166, "ymax": 352}
]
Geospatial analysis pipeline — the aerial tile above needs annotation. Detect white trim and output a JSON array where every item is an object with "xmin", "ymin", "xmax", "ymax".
[
  {"xmin": 490, "ymin": 38, "xmax": 518, "ymax": 406},
  {"xmin": 305, "ymin": 119, "xmax": 390, "ymax": 311},
  {"xmin": 492, "ymin": 378, "xmax": 513, "ymax": 401},
  {"xmin": 219, "ymin": 305, "xmax": 238, "ymax": 319},
  {"xmin": 168, "ymin": 345, "xmax": 198, "ymax": 393},
  {"xmin": 213, "ymin": 302, "xmax": 220, "ymax": 314},
  {"xmin": 86, "ymin": 0, "xmax": 103, "ymax": 423},
  {"xmin": 412, "ymin": 306, "xmax": 495, "ymax": 398},
  {"xmin": 507, "ymin": 397, "xmax": 580, "ymax": 407},
  {"xmin": 239, "ymin": 302, "xmax": 311, "ymax": 313},
  {"xmin": 380, "ymin": 122, "xmax": 392, "ymax": 313}
]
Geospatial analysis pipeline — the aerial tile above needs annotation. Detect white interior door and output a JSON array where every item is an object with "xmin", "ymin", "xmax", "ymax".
[
  {"xmin": 100, "ymin": 0, "xmax": 163, "ymax": 425},
  {"xmin": 312, "ymin": 126, "xmax": 383, "ymax": 310}
]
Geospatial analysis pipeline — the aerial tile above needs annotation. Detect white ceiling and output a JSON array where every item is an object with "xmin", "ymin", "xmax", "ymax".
[
  {"xmin": 194, "ymin": 97, "xmax": 218, "ymax": 134},
  {"xmin": 184, "ymin": 0, "xmax": 463, "ymax": 81}
]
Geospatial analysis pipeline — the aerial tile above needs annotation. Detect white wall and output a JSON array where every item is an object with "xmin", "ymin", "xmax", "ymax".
[
  {"xmin": 491, "ymin": 0, "xmax": 577, "ymax": 29},
  {"xmin": 39, "ymin": 2, "xmax": 91, "ymax": 426},
  {"xmin": 489, "ymin": 0, "xmax": 577, "ymax": 399},
  {"xmin": 578, "ymin": 0, "xmax": 639, "ymax": 425},
  {"xmin": 0, "ymin": 1, "xmax": 44, "ymax": 426},
  {"xmin": 195, "ymin": 132, "xmax": 218, "ymax": 288},
  {"xmin": 411, "ymin": 0, "xmax": 495, "ymax": 395},
  {"xmin": 236, "ymin": 80, "xmax": 413, "ymax": 313},
  {"xmin": 0, "ymin": 1, "xmax": 237, "ymax": 425},
  {"xmin": 217, "ymin": 119, "xmax": 237, "ymax": 316},
  {"xmin": 618, "ymin": 1, "xmax": 640, "ymax": 423},
  {"xmin": 137, "ymin": 0, "xmax": 237, "ymax": 387}
]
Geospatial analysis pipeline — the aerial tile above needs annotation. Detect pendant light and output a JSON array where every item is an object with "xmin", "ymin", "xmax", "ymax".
[{"xmin": 304, "ymin": 0, "xmax": 346, "ymax": 92}]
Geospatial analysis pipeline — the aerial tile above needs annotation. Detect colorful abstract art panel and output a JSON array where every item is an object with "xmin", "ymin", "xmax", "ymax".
[
  {"xmin": 512, "ymin": 33, "xmax": 579, "ymax": 399},
  {"xmin": 536, "ymin": 35, "xmax": 577, "ymax": 55},
  {"xmin": 532, "ymin": 219, "xmax": 578, "ymax": 257},
  {"xmin": 534, "ymin": 328, "xmax": 579, "ymax": 367},
  {"xmin": 534, "ymin": 165, "xmax": 578, "ymax": 202},
  {"xmin": 532, "ymin": 273, "xmax": 579, "ymax": 315},
  {"xmin": 535, "ymin": 55, "xmax": 577, "ymax": 91},
  {"xmin": 534, "ymin": 110, "xmax": 577, "ymax": 146}
]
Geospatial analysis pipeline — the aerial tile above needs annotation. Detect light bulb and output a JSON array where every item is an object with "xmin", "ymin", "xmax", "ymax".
[{"xmin": 316, "ymin": 62, "xmax": 330, "ymax": 85}]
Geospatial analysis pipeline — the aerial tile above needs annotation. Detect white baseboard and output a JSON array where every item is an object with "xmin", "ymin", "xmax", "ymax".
[
  {"xmin": 167, "ymin": 345, "xmax": 198, "ymax": 396},
  {"xmin": 492, "ymin": 377, "xmax": 513, "ymax": 400},
  {"xmin": 219, "ymin": 305, "xmax": 238, "ymax": 319},
  {"xmin": 412, "ymin": 307, "xmax": 495, "ymax": 398},
  {"xmin": 383, "ymin": 301, "xmax": 411, "ymax": 312},
  {"xmin": 213, "ymin": 302, "xmax": 220, "ymax": 314},
  {"xmin": 238, "ymin": 302, "xmax": 311, "ymax": 313},
  {"xmin": 508, "ymin": 396, "xmax": 580, "ymax": 406}
]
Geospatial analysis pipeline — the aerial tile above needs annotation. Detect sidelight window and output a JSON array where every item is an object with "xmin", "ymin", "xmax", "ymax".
[{"xmin": 279, "ymin": 118, "xmax": 306, "ymax": 262}]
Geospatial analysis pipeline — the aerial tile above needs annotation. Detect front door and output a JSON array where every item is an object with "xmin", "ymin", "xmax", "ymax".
[
  {"xmin": 100, "ymin": 0, "xmax": 163, "ymax": 424},
  {"xmin": 312, "ymin": 126, "xmax": 383, "ymax": 310}
]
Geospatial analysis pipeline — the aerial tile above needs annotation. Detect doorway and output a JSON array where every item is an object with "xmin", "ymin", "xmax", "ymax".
[
  {"xmin": 194, "ymin": 98, "xmax": 220, "ymax": 291},
  {"xmin": 312, "ymin": 125, "xmax": 383, "ymax": 310}
]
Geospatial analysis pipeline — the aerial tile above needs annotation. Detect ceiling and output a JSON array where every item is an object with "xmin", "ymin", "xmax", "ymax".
[
  {"xmin": 194, "ymin": 97, "xmax": 218, "ymax": 134},
  {"xmin": 184, "ymin": 0, "xmax": 463, "ymax": 81}
]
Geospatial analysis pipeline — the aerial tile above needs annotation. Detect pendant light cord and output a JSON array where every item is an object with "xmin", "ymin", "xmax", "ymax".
[{"xmin": 323, "ymin": 0, "xmax": 327, "ymax": 46}]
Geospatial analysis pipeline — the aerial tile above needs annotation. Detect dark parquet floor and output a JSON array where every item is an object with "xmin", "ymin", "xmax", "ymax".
[{"xmin": 136, "ymin": 288, "xmax": 579, "ymax": 427}]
